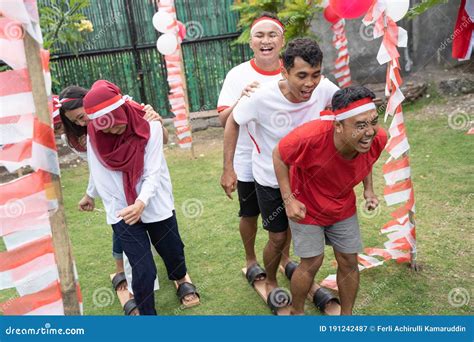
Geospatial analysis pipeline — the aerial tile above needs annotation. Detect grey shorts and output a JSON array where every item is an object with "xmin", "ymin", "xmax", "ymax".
[{"xmin": 289, "ymin": 214, "xmax": 362, "ymax": 258}]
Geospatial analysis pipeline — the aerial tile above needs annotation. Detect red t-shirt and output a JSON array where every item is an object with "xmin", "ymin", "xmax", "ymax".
[{"xmin": 278, "ymin": 120, "xmax": 387, "ymax": 226}]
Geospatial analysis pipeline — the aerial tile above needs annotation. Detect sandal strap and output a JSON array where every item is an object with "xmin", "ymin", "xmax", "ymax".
[
  {"xmin": 177, "ymin": 282, "xmax": 200, "ymax": 301},
  {"xmin": 284, "ymin": 261, "xmax": 299, "ymax": 280},
  {"xmin": 246, "ymin": 264, "xmax": 266, "ymax": 287},
  {"xmin": 111, "ymin": 272, "xmax": 127, "ymax": 291},
  {"xmin": 123, "ymin": 299, "xmax": 137, "ymax": 315},
  {"xmin": 313, "ymin": 287, "xmax": 340, "ymax": 312},
  {"xmin": 267, "ymin": 288, "xmax": 292, "ymax": 315}
]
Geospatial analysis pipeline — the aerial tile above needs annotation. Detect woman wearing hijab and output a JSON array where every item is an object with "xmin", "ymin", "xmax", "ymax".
[
  {"xmin": 81, "ymin": 80, "xmax": 199, "ymax": 315},
  {"xmin": 56, "ymin": 86, "xmax": 163, "ymax": 313}
]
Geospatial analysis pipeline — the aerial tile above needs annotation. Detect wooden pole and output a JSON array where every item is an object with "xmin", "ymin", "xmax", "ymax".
[{"xmin": 23, "ymin": 33, "xmax": 80, "ymax": 315}]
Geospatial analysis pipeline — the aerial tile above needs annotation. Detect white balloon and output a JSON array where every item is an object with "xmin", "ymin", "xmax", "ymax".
[
  {"xmin": 386, "ymin": 0, "xmax": 409, "ymax": 22},
  {"xmin": 156, "ymin": 33, "xmax": 178, "ymax": 55},
  {"xmin": 152, "ymin": 11, "xmax": 174, "ymax": 33}
]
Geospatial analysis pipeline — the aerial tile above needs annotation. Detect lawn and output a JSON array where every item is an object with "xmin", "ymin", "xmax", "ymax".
[{"xmin": 56, "ymin": 93, "xmax": 473, "ymax": 315}]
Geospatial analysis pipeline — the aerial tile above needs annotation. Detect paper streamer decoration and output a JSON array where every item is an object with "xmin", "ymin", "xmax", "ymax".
[
  {"xmin": 153, "ymin": 0, "xmax": 193, "ymax": 150},
  {"xmin": 330, "ymin": 19, "xmax": 352, "ymax": 88},
  {"xmin": 321, "ymin": 1, "xmax": 418, "ymax": 289},
  {"xmin": 362, "ymin": 0, "xmax": 417, "ymax": 266},
  {"xmin": 0, "ymin": 0, "xmax": 81, "ymax": 315}
]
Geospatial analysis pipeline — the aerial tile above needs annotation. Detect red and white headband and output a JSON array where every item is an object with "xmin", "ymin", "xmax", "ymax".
[
  {"xmin": 320, "ymin": 97, "xmax": 376, "ymax": 121},
  {"xmin": 250, "ymin": 17, "xmax": 284, "ymax": 36},
  {"xmin": 85, "ymin": 94, "xmax": 132, "ymax": 120}
]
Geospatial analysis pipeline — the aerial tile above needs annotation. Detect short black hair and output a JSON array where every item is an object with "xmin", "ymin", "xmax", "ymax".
[
  {"xmin": 58, "ymin": 86, "xmax": 88, "ymax": 139},
  {"xmin": 282, "ymin": 38, "xmax": 323, "ymax": 71},
  {"xmin": 331, "ymin": 86, "xmax": 376, "ymax": 111},
  {"xmin": 255, "ymin": 12, "xmax": 283, "ymax": 27}
]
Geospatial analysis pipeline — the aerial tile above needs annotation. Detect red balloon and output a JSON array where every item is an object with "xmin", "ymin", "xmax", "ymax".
[
  {"xmin": 329, "ymin": 0, "xmax": 373, "ymax": 19},
  {"xmin": 323, "ymin": 6, "xmax": 340, "ymax": 24}
]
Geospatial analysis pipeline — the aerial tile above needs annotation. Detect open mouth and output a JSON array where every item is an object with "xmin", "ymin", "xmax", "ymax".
[
  {"xmin": 359, "ymin": 137, "xmax": 373, "ymax": 149},
  {"xmin": 260, "ymin": 47, "xmax": 274, "ymax": 55},
  {"xmin": 300, "ymin": 89, "xmax": 314, "ymax": 99}
]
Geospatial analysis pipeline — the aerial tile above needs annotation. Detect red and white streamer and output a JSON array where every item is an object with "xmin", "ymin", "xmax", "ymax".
[
  {"xmin": 155, "ymin": 0, "xmax": 193, "ymax": 150},
  {"xmin": 321, "ymin": 2, "xmax": 418, "ymax": 289},
  {"xmin": 0, "ymin": 0, "xmax": 80, "ymax": 316},
  {"xmin": 331, "ymin": 19, "xmax": 352, "ymax": 88},
  {"xmin": 362, "ymin": 1, "xmax": 417, "ymax": 266}
]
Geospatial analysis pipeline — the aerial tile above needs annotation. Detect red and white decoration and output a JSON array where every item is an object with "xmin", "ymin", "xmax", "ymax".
[
  {"xmin": 323, "ymin": 5, "xmax": 352, "ymax": 88},
  {"xmin": 0, "ymin": 0, "xmax": 82, "ymax": 315},
  {"xmin": 153, "ymin": 0, "xmax": 192, "ymax": 149},
  {"xmin": 321, "ymin": 0, "xmax": 415, "ymax": 290}
]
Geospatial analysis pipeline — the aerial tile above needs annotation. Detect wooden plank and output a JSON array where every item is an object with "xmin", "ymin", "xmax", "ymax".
[
  {"xmin": 242, "ymin": 268, "xmax": 291, "ymax": 316},
  {"xmin": 23, "ymin": 33, "xmax": 80, "ymax": 315}
]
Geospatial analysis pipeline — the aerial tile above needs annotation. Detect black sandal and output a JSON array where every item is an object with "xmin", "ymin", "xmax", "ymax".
[
  {"xmin": 111, "ymin": 272, "xmax": 127, "ymax": 291},
  {"xmin": 245, "ymin": 264, "xmax": 267, "ymax": 287},
  {"xmin": 313, "ymin": 287, "xmax": 340, "ymax": 313},
  {"xmin": 123, "ymin": 298, "xmax": 138, "ymax": 315},
  {"xmin": 267, "ymin": 288, "xmax": 292, "ymax": 315},
  {"xmin": 284, "ymin": 261, "xmax": 299, "ymax": 280},
  {"xmin": 176, "ymin": 282, "xmax": 200, "ymax": 304}
]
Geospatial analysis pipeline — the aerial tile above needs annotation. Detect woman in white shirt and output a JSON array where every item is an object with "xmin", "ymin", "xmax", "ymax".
[{"xmin": 79, "ymin": 80, "xmax": 198, "ymax": 315}]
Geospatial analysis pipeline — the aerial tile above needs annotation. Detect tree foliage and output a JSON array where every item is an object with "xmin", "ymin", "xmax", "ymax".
[
  {"xmin": 232, "ymin": 0, "xmax": 323, "ymax": 44},
  {"xmin": 39, "ymin": 0, "xmax": 93, "ymax": 55}
]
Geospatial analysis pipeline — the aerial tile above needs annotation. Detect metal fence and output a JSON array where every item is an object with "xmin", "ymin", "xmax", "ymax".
[{"xmin": 42, "ymin": 0, "xmax": 252, "ymax": 116}]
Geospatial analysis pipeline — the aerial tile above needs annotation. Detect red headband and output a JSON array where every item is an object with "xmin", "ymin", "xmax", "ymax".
[
  {"xmin": 321, "ymin": 97, "xmax": 376, "ymax": 121},
  {"xmin": 251, "ymin": 17, "xmax": 285, "ymax": 33}
]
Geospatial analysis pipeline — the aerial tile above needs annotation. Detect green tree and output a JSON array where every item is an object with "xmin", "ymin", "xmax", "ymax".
[
  {"xmin": 40, "ymin": 0, "xmax": 93, "ymax": 55},
  {"xmin": 232, "ymin": 0, "xmax": 323, "ymax": 44},
  {"xmin": 407, "ymin": 0, "xmax": 450, "ymax": 19}
]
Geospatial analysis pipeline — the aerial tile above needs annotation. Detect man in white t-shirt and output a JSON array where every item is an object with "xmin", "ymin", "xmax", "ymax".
[
  {"xmin": 221, "ymin": 38, "xmax": 340, "ymax": 305},
  {"xmin": 218, "ymin": 13, "xmax": 286, "ymax": 282}
]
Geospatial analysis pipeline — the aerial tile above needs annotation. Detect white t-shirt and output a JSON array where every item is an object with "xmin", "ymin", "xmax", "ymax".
[
  {"xmin": 87, "ymin": 121, "xmax": 175, "ymax": 224},
  {"xmin": 217, "ymin": 59, "xmax": 283, "ymax": 182},
  {"xmin": 233, "ymin": 77, "xmax": 339, "ymax": 188}
]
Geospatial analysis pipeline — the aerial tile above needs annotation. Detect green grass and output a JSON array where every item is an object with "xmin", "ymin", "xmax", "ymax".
[{"xmin": 2, "ymin": 94, "xmax": 472, "ymax": 316}]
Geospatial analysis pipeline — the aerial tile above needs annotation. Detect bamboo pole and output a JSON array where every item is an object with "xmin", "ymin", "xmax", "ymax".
[{"xmin": 23, "ymin": 33, "xmax": 80, "ymax": 315}]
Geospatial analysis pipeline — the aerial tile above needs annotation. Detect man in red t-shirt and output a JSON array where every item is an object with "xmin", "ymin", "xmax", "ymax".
[{"xmin": 273, "ymin": 86, "xmax": 388, "ymax": 315}]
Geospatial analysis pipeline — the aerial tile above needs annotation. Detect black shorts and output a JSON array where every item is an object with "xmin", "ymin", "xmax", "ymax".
[
  {"xmin": 255, "ymin": 181, "xmax": 289, "ymax": 233},
  {"xmin": 236, "ymin": 181, "xmax": 260, "ymax": 217}
]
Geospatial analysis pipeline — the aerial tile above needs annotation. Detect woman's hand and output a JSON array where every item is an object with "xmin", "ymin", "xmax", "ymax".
[
  {"xmin": 78, "ymin": 194, "xmax": 95, "ymax": 211},
  {"xmin": 142, "ymin": 103, "xmax": 163, "ymax": 124},
  {"xmin": 116, "ymin": 200, "xmax": 145, "ymax": 225}
]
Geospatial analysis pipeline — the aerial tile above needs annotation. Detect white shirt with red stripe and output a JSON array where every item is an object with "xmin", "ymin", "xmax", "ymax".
[
  {"xmin": 217, "ymin": 59, "xmax": 282, "ymax": 182},
  {"xmin": 233, "ymin": 77, "xmax": 339, "ymax": 188},
  {"xmin": 86, "ymin": 121, "xmax": 175, "ymax": 224}
]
